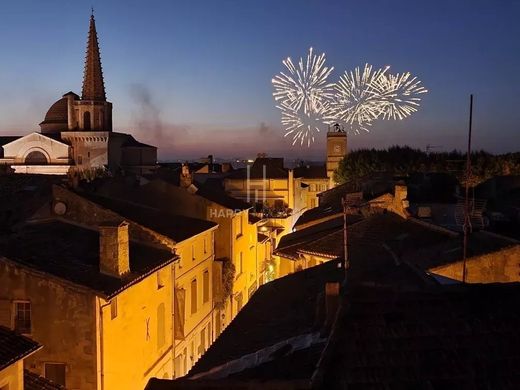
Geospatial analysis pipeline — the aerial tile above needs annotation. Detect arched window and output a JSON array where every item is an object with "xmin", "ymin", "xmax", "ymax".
[
  {"xmin": 25, "ymin": 150, "xmax": 48, "ymax": 165},
  {"xmin": 83, "ymin": 111, "xmax": 91, "ymax": 131}
]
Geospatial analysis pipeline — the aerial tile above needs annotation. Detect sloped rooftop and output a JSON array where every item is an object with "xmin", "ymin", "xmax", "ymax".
[
  {"xmin": 319, "ymin": 283, "xmax": 520, "ymax": 389},
  {"xmin": 0, "ymin": 220, "xmax": 174, "ymax": 299},
  {"xmin": 0, "ymin": 326, "xmax": 41, "ymax": 371},
  {"xmin": 78, "ymin": 192, "xmax": 218, "ymax": 243}
]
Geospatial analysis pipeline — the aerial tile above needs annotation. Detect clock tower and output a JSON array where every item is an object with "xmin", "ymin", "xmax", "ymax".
[{"xmin": 326, "ymin": 123, "xmax": 347, "ymax": 185}]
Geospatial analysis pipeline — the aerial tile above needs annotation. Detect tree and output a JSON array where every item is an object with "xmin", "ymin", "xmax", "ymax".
[{"xmin": 334, "ymin": 146, "xmax": 520, "ymax": 187}]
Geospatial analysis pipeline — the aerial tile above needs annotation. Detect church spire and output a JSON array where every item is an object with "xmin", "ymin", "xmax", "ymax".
[{"xmin": 82, "ymin": 12, "xmax": 106, "ymax": 101}]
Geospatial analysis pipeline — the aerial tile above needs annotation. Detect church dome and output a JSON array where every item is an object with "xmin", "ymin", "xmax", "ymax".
[
  {"xmin": 40, "ymin": 96, "xmax": 71, "ymax": 134},
  {"xmin": 45, "ymin": 98, "xmax": 68, "ymax": 121}
]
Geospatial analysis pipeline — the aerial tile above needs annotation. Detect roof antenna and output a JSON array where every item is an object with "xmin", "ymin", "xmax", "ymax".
[{"xmin": 462, "ymin": 94, "xmax": 473, "ymax": 283}]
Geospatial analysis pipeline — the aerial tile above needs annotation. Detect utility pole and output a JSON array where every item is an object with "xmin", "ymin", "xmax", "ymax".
[
  {"xmin": 342, "ymin": 197, "xmax": 352, "ymax": 281},
  {"xmin": 462, "ymin": 94, "xmax": 473, "ymax": 283}
]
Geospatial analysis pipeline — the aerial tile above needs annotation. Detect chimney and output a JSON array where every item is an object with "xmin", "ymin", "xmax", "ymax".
[
  {"xmin": 324, "ymin": 282, "xmax": 340, "ymax": 331},
  {"xmin": 208, "ymin": 155, "xmax": 214, "ymax": 173},
  {"xmin": 180, "ymin": 163, "xmax": 193, "ymax": 188},
  {"xmin": 393, "ymin": 184, "xmax": 410, "ymax": 218},
  {"xmin": 99, "ymin": 221, "xmax": 130, "ymax": 278}
]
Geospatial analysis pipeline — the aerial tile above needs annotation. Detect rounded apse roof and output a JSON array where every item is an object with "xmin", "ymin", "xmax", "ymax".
[{"xmin": 43, "ymin": 98, "xmax": 68, "ymax": 124}]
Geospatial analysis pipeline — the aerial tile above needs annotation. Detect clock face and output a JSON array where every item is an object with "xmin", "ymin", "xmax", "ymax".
[{"xmin": 334, "ymin": 144, "xmax": 341, "ymax": 153}]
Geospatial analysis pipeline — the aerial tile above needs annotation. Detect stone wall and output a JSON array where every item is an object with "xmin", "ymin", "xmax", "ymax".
[
  {"xmin": 0, "ymin": 260, "xmax": 98, "ymax": 390},
  {"xmin": 430, "ymin": 245, "xmax": 520, "ymax": 283}
]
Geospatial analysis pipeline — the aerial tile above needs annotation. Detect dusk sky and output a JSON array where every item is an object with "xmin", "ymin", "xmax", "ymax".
[{"xmin": 1, "ymin": 0, "xmax": 519, "ymax": 160}]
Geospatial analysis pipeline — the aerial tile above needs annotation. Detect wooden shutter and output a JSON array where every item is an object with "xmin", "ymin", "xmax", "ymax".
[{"xmin": 174, "ymin": 288, "xmax": 185, "ymax": 340}]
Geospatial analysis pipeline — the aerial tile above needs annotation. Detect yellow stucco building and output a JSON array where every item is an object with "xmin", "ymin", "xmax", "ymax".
[
  {"xmin": 93, "ymin": 175, "xmax": 266, "ymax": 332},
  {"xmin": 0, "ymin": 219, "xmax": 177, "ymax": 390}
]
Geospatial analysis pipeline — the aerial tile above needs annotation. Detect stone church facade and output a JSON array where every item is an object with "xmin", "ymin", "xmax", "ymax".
[{"xmin": 0, "ymin": 13, "xmax": 157, "ymax": 176}]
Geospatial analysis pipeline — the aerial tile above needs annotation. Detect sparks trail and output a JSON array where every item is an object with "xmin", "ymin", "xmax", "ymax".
[{"xmin": 272, "ymin": 47, "xmax": 334, "ymax": 147}]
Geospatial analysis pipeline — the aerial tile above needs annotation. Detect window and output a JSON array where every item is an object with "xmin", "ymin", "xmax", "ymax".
[
  {"xmin": 236, "ymin": 215, "xmax": 243, "ymax": 238},
  {"xmin": 203, "ymin": 270, "xmax": 209, "ymax": 304},
  {"xmin": 190, "ymin": 279, "xmax": 198, "ymax": 315},
  {"xmin": 14, "ymin": 301, "xmax": 31, "ymax": 334},
  {"xmin": 236, "ymin": 292, "xmax": 243, "ymax": 312},
  {"xmin": 110, "ymin": 298, "xmax": 117, "ymax": 320},
  {"xmin": 83, "ymin": 111, "xmax": 91, "ymax": 131},
  {"xmin": 157, "ymin": 270, "xmax": 164, "ymax": 289},
  {"xmin": 191, "ymin": 245, "xmax": 195, "ymax": 261},
  {"xmin": 236, "ymin": 252, "xmax": 243, "ymax": 277},
  {"xmin": 25, "ymin": 150, "xmax": 47, "ymax": 165},
  {"xmin": 78, "ymin": 155, "xmax": 83, "ymax": 165},
  {"xmin": 157, "ymin": 303, "xmax": 165, "ymax": 349},
  {"xmin": 199, "ymin": 328, "xmax": 206, "ymax": 355},
  {"xmin": 203, "ymin": 238, "xmax": 207, "ymax": 254},
  {"xmin": 44, "ymin": 363, "xmax": 66, "ymax": 387},
  {"xmin": 174, "ymin": 355, "xmax": 183, "ymax": 378}
]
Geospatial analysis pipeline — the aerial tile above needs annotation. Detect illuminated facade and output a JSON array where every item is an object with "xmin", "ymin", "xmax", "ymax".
[
  {"xmin": 96, "ymin": 176, "xmax": 267, "ymax": 332},
  {"xmin": 0, "ymin": 220, "xmax": 176, "ymax": 390},
  {"xmin": 49, "ymin": 185, "xmax": 220, "ymax": 380}
]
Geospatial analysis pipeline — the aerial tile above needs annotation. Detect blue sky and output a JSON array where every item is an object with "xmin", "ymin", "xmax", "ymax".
[{"xmin": 1, "ymin": 0, "xmax": 519, "ymax": 160}]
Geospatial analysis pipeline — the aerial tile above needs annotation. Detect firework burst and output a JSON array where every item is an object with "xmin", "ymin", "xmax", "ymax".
[
  {"xmin": 376, "ymin": 72, "xmax": 428, "ymax": 120},
  {"xmin": 326, "ymin": 64, "xmax": 389, "ymax": 134},
  {"xmin": 273, "ymin": 49, "xmax": 428, "ymax": 145},
  {"xmin": 272, "ymin": 47, "xmax": 334, "ymax": 146}
]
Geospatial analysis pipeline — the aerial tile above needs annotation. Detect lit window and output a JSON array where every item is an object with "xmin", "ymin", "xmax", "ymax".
[
  {"xmin": 14, "ymin": 301, "xmax": 31, "ymax": 334},
  {"xmin": 191, "ymin": 279, "xmax": 198, "ymax": 315},
  {"xmin": 45, "ymin": 363, "xmax": 66, "ymax": 387},
  {"xmin": 203, "ymin": 270, "xmax": 209, "ymax": 304},
  {"xmin": 110, "ymin": 298, "xmax": 117, "ymax": 319}
]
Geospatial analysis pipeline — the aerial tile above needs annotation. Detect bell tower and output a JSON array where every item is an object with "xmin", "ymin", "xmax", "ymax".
[
  {"xmin": 326, "ymin": 123, "xmax": 347, "ymax": 185},
  {"xmin": 73, "ymin": 11, "xmax": 113, "ymax": 132}
]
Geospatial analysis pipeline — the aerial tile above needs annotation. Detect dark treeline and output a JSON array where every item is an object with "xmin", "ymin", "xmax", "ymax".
[{"xmin": 334, "ymin": 146, "xmax": 520, "ymax": 186}]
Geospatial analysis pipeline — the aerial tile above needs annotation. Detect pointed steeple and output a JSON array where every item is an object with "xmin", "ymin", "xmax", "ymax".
[{"xmin": 82, "ymin": 12, "xmax": 106, "ymax": 101}]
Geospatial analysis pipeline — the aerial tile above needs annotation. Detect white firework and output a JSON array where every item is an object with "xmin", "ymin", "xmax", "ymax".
[
  {"xmin": 375, "ymin": 72, "xmax": 428, "ymax": 120},
  {"xmin": 272, "ymin": 47, "xmax": 334, "ymax": 146},
  {"xmin": 327, "ymin": 64, "xmax": 427, "ymax": 133},
  {"xmin": 326, "ymin": 64, "xmax": 387, "ymax": 134},
  {"xmin": 277, "ymin": 99, "xmax": 331, "ymax": 146},
  {"xmin": 273, "ymin": 48, "xmax": 428, "ymax": 144}
]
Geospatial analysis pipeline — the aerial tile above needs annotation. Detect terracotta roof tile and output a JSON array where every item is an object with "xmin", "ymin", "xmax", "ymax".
[
  {"xmin": 0, "ymin": 220, "xmax": 175, "ymax": 299},
  {"xmin": 0, "ymin": 326, "xmax": 41, "ymax": 371},
  {"xmin": 24, "ymin": 370, "xmax": 65, "ymax": 390}
]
